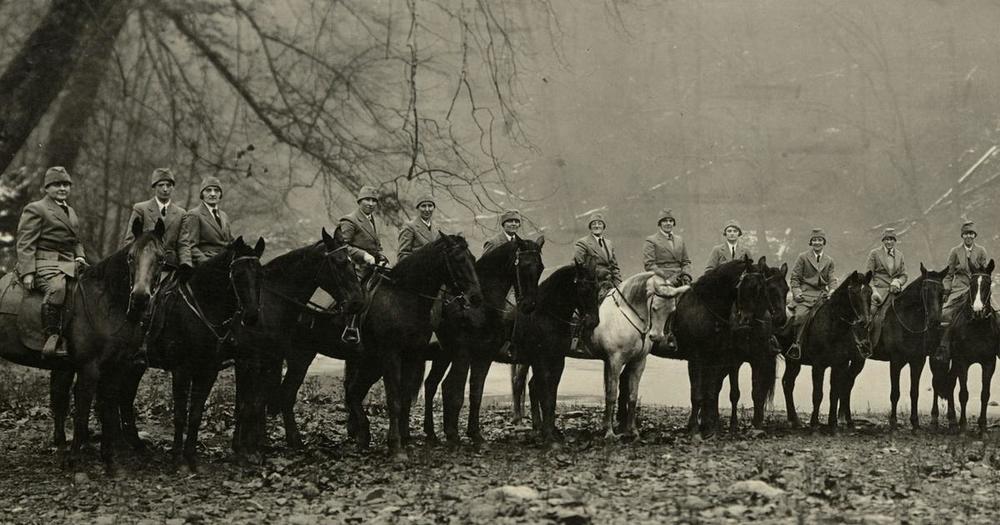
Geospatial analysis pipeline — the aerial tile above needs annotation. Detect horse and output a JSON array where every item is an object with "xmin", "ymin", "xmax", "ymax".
[
  {"xmin": 724, "ymin": 258, "xmax": 788, "ymax": 431},
  {"xmin": 512, "ymin": 262, "xmax": 602, "ymax": 446},
  {"xmin": 343, "ymin": 234, "xmax": 483, "ymax": 461},
  {"xmin": 228, "ymin": 229, "xmax": 366, "ymax": 457},
  {"xmin": 930, "ymin": 259, "xmax": 998, "ymax": 434},
  {"xmin": 0, "ymin": 218, "xmax": 165, "ymax": 475},
  {"xmin": 779, "ymin": 270, "xmax": 872, "ymax": 431},
  {"xmin": 857, "ymin": 265, "xmax": 947, "ymax": 430},
  {"xmin": 116, "ymin": 236, "xmax": 266, "ymax": 471},
  {"xmin": 509, "ymin": 271, "xmax": 686, "ymax": 441},
  {"xmin": 421, "ymin": 237, "xmax": 545, "ymax": 445},
  {"xmin": 648, "ymin": 257, "xmax": 769, "ymax": 434}
]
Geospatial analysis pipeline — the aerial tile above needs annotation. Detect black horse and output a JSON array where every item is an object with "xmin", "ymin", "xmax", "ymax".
[
  {"xmin": 116, "ymin": 237, "xmax": 266, "ymax": 471},
  {"xmin": 858, "ymin": 265, "xmax": 947, "ymax": 430},
  {"xmin": 779, "ymin": 270, "xmax": 872, "ymax": 431},
  {"xmin": 510, "ymin": 262, "xmax": 601, "ymax": 446},
  {"xmin": 1, "ymin": 218, "xmax": 165, "ymax": 474},
  {"xmin": 421, "ymin": 237, "xmax": 545, "ymax": 445},
  {"xmin": 230, "ymin": 229, "xmax": 366, "ymax": 457},
  {"xmin": 725, "ymin": 258, "xmax": 788, "ymax": 431},
  {"xmin": 343, "ymin": 234, "xmax": 483, "ymax": 461},
  {"xmin": 931, "ymin": 259, "xmax": 998, "ymax": 434},
  {"xmin": 650, "ymin": 257, "xmax": 769, "ymax": 434}
]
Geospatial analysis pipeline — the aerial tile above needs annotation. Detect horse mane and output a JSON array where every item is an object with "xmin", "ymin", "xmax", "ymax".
[
  {"xmin": 476, "ymin": 238, "xmax": 517, "ymax": 272},
  {"xmin": 538, "ymin": 265, "xmax": 577, "ymax": 302},
  {"xmin": 80, "ymin": 246, "xmax": 132, "ymax": 302},
  {"xmin": 390, "ymin": 234, "xmax": 467, "ymax": 283},
  {"xmin": 619, "ymin": 271, "xmax": 655, "ymax": 306},
  {"xmin": 693, "ymin": 259, "xmax": 746, "ymax": 292},
  {"xmin": 264, "ymin": 242, "xmax": 321, "ymax": 277}
]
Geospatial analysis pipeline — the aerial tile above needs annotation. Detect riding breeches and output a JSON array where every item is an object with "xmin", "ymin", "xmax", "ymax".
[{"xmin": 34, "ymin": 266, "xmax": 69, "ymax": 305}]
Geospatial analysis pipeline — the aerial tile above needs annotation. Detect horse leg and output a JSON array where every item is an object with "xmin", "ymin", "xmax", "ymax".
[
  {"xmin": 888, "ymin": 360, "xmax": 903, "ymax": 430},
  {"xmin": 380, "ymin": 349, "xmax": 408, "ymax": 461},
  {"xmin": 398, "ymin": 354, "xmax": 426, "ymax": 447},
  {"xmin": 441, "ymin": 355, "xmax": 470, "ymax": 446},
  {"xmin": 603, "ymin": 354, "xmax": 625, "ymax": 440},
  {"xmin": 528, "ymin": 372, "xmax": 542, "ymax": 432},
  {"xmin": 809, "ymin": 365, "xmax": 824, "ymax": 429},
  {"xmin": 171, "ymin": 368, "xmax": 191, "ymax": 466},
  {"xmin": 183, "ymin": 368, "xmax": 219, "ymax": 471},
  {"xmin": 705, "ymin": 365, "xmax": 728, "ymax": 434},
  {"xmin": 782, "ymin": 361, "xmax": 801, "ymax": 428},
  {"xmin": 909, "ymin": 358, "xmax": 924, "ymax": 430},
  {"xmin": 50, "ymin": 370, "xmax": 73, "ymax": 450},
  {"xmin": 828, "ymin": 365, "xmax": 846, "ymax": 432},
  {"xmin": 841, "ymin": 357, "xmax": 864, "ymax": 429},
  {"xmin": 423, "ymin": 358, "xmax": 449, "ymax": 442},
  {"xmin": 541, "ymin": 358, "xmax": 566, "ymax": 448},
  {"xmin": 279, "ymin": 351, "xmax": 314, "ymax": 449},
  {"xmin": 96, "ymin": 365, "xmax": 121, "ymax": 476},
  {"xmin": 945, "ymin": 363, "xmax": 958, "ymax": 430},
  {"xmin": 958, "ymin": 363, "xmax": 970, "ymax": 431},
  {"xmin": 466, "ymin": 358, "xmax": 492, "ymax": 447},
  {"xmin": 729, "ymin": 364, "xmax": 741, "ymax": 433},
  {"xmin": 687, "ymin": 363, "xmax": 701, "ymax": 434},
  {"xmin": 69, "ymin": 362, "xmax": 99, "ymax": 472},
  {"xmin": 616, "ymin": 368, "xmax": 630, "ymax": 434},
  {"xmin": 623, "ymin": 356, "xmax": 647, "ymax": 440},
  {"xmin": 117, "ymin": 364, "xmax": 147, "ymax": 453},
  {"xmin": 345, "ymin": 358, "xmax": 381, "ymax": 451},
  {"xmin": 979, "ymin": 359, "xmax": 995, "ymax": 435},
  {"xmin": 510, "ymin": 363, "xmax": 529, "ymax": 425}
]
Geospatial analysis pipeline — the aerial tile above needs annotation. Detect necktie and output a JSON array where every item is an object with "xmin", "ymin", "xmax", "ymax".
[
  {"xmin": 731, "ymin": 246, "xmax": 736, "ymax": 259},
  {"xmin": 369, "ymin": 216, "xmax": 377, "ymax": 236},
  {"xmin": 599, "ymin": 238, "xmax": 610, "ymax": 260},
  {"xmin": 160, "ymin": 205, "xmax": 167, "ymax": 217},
  {"xmin": 816, "ymin": 253, "xmax": 821, "ymax": 264},
  {"xmin": 212, "ymin": 208, "xmax": 222, "ymax": 228},
  {"xmin": 57, "ymin": 202, "xmax": 69, "ymax": 217}
]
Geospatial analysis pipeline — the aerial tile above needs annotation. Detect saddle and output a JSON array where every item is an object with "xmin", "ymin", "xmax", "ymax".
[
  {"xmin": 867, "ymin": 294, "xmax": 896, "ymax": 348},
  {"xmin": 0, "ymin": 272, "xmax": 75, "ymax": 352}
]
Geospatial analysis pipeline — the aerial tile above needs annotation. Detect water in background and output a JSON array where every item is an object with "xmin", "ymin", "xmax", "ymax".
[{"xmin": 308, "ymin": 355, "xmax": 1000, "ymax": 415}]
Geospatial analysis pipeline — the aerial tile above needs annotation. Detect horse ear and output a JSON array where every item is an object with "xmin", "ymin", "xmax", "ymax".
[
  {"xmin": 131, "ymin": 217, "xmax": 144, "ymax": 240},
  {"xmin": 322, "ymin": 227, "xmax": 335, "ymax": 247},
  {"xmin": 232, "ymin": 236, "xmax": 245, "ymax": 248},
  {"xmin": 253, "ymin": 237, "xmax": 266, "ymax": 257},
  {"xmin": 988, "ymin": 259, "xmax": 996, "ymax": 274},
  {"xmin": 864, "ymin": 270, "xmax": 873, "ymax": 285},
  {"xmin": 153, "ymin": 218, "xmax": 166, "ymax": 238},
  {"xmin": 757, "ymin": 255, "xmax": 767, "ymax": 267},
  {"xmin": 779, "ymin": 262, "xmax": 788, "ymax": 278},
  {"xmin": 535, "ymin": 235, "xmax": 545, "ymax": 248},
  {"xmin": 920, "ymin": 262, "xmax": 927, "ymax": 276}
]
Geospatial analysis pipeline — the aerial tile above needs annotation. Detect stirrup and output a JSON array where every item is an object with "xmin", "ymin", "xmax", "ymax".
[
  {"xmin": 341, "ymin": 325, "xmax": 361, "ymax": 344},
  {"xmin": 42, "ymin": 335, "xmax": 66, "ymax": 357},
  {"xmin": 785, "ymin": 343, "xmax": 802, "ymax": 361}
]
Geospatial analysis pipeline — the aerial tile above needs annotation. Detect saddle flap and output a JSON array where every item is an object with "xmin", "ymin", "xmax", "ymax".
[
  {"xmin": 0, "ymin": 274, "xmax": 45, "ymax": 351},
  {"xmin": 0, "ymin": 272, "xmax": 23, "ymax": 315}
]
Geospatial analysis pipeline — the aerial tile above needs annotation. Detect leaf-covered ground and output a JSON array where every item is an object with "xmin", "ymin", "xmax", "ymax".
[{"xmin": 1, "ymin": 365, "xmax": 999, "ymax": 524}]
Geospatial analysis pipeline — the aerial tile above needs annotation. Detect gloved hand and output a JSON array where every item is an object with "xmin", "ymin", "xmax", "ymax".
[
  {"xmin": 74, "ymin": 256, "xmax": 88, "ymax": 274},
  {"xmin": 21, "ymin": 274, "xmax": 34, "ymax": 290},
  {"xmin": 793, "ymin": 292, "xmax": 804, "ymax": 302},
  {"xmin": 376, "ymin": 254, "xmax": 390, "ymax": 266},
  {"xmin": 362, "ymin": 252, "xmax": 376, "ymax": 265},
  {"xmin": 890, "ymin": 279, "xmax": 901, "ymax": 293}
]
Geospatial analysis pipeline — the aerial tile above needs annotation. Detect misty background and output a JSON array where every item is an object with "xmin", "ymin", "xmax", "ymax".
[{"xmin": 3, "ymin": 0, "xmax": 1000, "ymax": 412}]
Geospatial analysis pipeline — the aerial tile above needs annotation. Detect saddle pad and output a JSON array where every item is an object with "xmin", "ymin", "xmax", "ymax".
[
  {"xmin": 0, "ymin": 273, "xmax": 22, "ymax": 315},
  {"xmin": 0, "ymin": 273, "xmax": 45, "ymax": 351}
]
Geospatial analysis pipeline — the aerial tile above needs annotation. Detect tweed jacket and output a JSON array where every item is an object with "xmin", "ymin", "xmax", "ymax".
[
  {"xmin": 943, "ymin": 243, "xmax": 989, "ymax": 294},
  {"xmin": 705, "ymin": 242, "xmax": 752, "ymax": 273},
  {"xmin": 397, "ymin": 218, "xmax": 440, "ymax": 261},
  {"xmin": 573, "ymin": 234, "xmax": 621, "ymax": 284},
  {"xmin": 338, "ymin": 209, "xmax": 384, "ymax": 264},
  {"xmin": 865, "ymin": 246, "xmax": 908, "ymax": 295},
  {"xmin": 121, "ymin": 198, "xmax": 186, "ymax": 267},
  {"xmin": 16, "ymin": 196, "xmax": 86, "ymax": 277},
  {"xmin": 178, "ymin": 202, "xmax": 233, "ymax": 267},
  {"xmin": 790, "ymin": 250, "xmax": 837, "ymax": 298},
  {"xmin": 642, "ymin": 231, "xmax": 692, "ymax": 279},
  {"xmin": 483, "ymin": 232, "xmax": 517, "ymax": 256}
]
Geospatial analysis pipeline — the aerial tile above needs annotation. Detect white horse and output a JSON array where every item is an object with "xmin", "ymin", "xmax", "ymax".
[
  {"xmin": 592, "ymin": 271, "xmax": 687, "ymax": 439},
  {"xmin": 510, "ymin": 271, "xmax": 687, "ymax": 439}
]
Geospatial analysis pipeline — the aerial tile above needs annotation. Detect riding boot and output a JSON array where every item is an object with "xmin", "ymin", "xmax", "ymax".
[
  {"xmin": 933, "ymin": 324, "xmax": 951, "ymax": 364},
  {"xmin": 41, "ymin": 303, "xmax": 67, "ymax": 357}
]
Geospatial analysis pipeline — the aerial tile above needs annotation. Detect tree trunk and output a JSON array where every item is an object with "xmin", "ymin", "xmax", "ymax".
[{"xmin": 0, "ymin": 0, "xmax": 124, "ymax": 174}]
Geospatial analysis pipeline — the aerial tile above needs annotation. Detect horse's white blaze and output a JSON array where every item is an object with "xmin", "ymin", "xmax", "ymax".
[{"xmin": 973, "ymin": 276, "xmax": 985, "ymax": 313}]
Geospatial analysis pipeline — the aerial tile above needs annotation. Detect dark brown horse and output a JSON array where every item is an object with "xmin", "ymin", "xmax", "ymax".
[
  {"xmin": 779, "ymin": 270, "xmax": 872, "ymax": 431},
  {"xmin": 230, "ymin": 229, "xmax": 366, "ymax": 457},
  {"xmin": 343, "ymin": 234, "xmax": 483, "ymax": 461},
  {"xmin": 421, "ymin": 237, "xmax": 545, "ymax": 446},
  {"xmin": 859, "ymin": 265, "xmax": 947, "ymax": 430},
  {"xmin": 931, "ymin": 259, "xmax": 998, "ymax": 434},
  {"xmin": 0, "ymin": 218, "xmax": 165, "ymax": 475}
]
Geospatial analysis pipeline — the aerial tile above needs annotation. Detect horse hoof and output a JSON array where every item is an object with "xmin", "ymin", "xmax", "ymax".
[
  {"xmin": 392, "ymin": 451, "xmax": 409, "ymax": 463},
  {"xmin": 545, "ymin": 440, "xmax": 562, "ymax": 451},
  {"xmin": 177, "ymin": 463, "xmax": 192, "ymax": 476},
  {"xmin": 602, "ymin": 431, "xmax": 618, "ymax": 442}
]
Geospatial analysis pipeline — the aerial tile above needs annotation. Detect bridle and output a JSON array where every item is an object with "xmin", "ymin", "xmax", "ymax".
[
  {"xmin": 372, "ymin": 242, "xmax": 473, "ymax": 308},
  {"xmin": 890, "ymin": 277, "xmax": 943, "ymax": 334},
  {"xmin": 967, "ymin": 272, "xmax": 994, "ymax": 320},
  {"xmin": 264, "ymin": 244, "xmax": 359, "ymax": 315},
  {"xmin": 733, "ymin": 269, "xmax": 768, "ymax": 330},
  {"xmin": 840, "ymin": 281, "xmax": 872, "ymax": 357},
  {"xmin": 180, "ymin": 253, "xmax": 262, "ymax": 347},
  {"xmin": 511, "ymin": 247, "xmax": 541, "ymax": 304}
]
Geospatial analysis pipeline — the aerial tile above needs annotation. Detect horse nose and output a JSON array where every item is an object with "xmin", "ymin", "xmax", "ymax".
[{"xmin": 648, "ymin": 331, "xmax": 664, "ymax": 343}]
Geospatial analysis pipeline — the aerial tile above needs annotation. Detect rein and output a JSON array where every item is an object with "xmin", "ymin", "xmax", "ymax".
[
  {"xmin": 178, "ymin": 254, "xmax": 261, "ymax": 348},
  {"xmin": 889, "ymin": 278, "xmax": 942, "ymax": 334},
  {"xmin": 264, "ymin": 245, "xmax": 355, "ymax": 316}
]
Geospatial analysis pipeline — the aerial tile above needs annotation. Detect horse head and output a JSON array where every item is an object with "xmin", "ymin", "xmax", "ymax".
[
  {"xmin": 732, "ymin": 258, "xmax": 768, "ymax": 333},
  {"xmin": 440, "ymin": 233, "xmax": 483, "ymax": 309},
  {"xmin": 646, "ymin": 274, "xmax": 688, "ymax": 343},
  {"xmin": 320, "ymin": 227, "xmax": 365, "ymax": 315},
  {"xmin": 759, "ymin": 256, "xmax": 789, "ymax": 328},
  {"xmin": 968, "ymin": 259, "xmax": 995, "ymax": 319},
  {"xmin": 573, "ymin": 260, "xmax": 602, "ymax": 331},
  {"xmin": 918, "ymin": 263, "xmax": 948, "ymax": 326},
  {"xmin": 228, "ymin": 236, "xmax": 266, "ymax": 326},
  {"xmin": 126, "ymin": 217, "xmax": 166, "ymax": 322},
  {"xmin": 840, "ymin": 270, "xmax": 873, "ymax": 355},
  {"xmin": 511, "ymin": 236, "xmax": 545, "ymax": 314}
]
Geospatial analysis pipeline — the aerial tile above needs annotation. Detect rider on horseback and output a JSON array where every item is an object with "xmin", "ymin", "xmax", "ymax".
[
  {"xmin": 573, "ymin": 212, "xmax": 621, "ymax": 299},
  {"xmin": 867, "ymin": 227, "xmax": 907, "ymax": 314},
  {"xmin": 643, "ymin": 208, "xmax": 692, "ymax": 352},
  {"xmin": 122, "ymin": 168, "xmax": 186, "ymax": 274},
  {"xmin": 397, "ymin": 194, "xmax": 440, "ymax": 261},
  {"xmin": 338, "ymin": 186, "xmax": 387, "ymax": 343},
  {"xmin": 785, "ymin": 228, "xmax": 838, "ymax": 359},
  {"xmin": 178, "ymin": 177, "xmax": 234, "ymax": 269},
  {"xmin": 15, "ymin": 167, "xmax": 88, "ymax": 357},
  {"xmin": 705, "ymin": 219, "xmax": 751, "ymax": 273},
  {"xmin": 483, "ymin": 209, "xmax": 522, "ymax": 255},
  {"xmin": 936, "ymin": 220, "xmax": 990, "ymax": 363}
]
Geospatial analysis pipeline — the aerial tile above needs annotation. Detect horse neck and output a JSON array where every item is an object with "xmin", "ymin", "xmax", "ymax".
[
  {"xmin": 265, "ymin": 247, "xmax": 319, "ymax": 301},
  {"xmin": 693, "ymin": 276, "xmax": 738, "ymax": 315},
  {"xmin": 188, "ymin": 259, "xmax": 237, "ymax": 317},
  {"xmin": 537, "ymin": 269, "xmax": 578, "ymax": 319},
  {"xmin": 477, "ymin": 255, "xmax": 515, "ymax": 308},
  {"xmin": 893, "ymin": 278, "xmax": 929, "ymax": 324},
  {"xmin": 389, "ymin": 247, "xmax": 450, "ymax": 297},
  {"xmin": 82, "ymin": 250, "xmax": 131, "ymax": 311}
]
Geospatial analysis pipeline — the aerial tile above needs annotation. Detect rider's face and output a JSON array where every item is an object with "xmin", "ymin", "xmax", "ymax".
[
  {"xmin": 153, "ymin": 181, "xmax": 174, "ymax": 201},
  {"xmin": 810, "ymin": 238, "xmax": 825, "ymax": 251},
  {"xmin": 44, "ymin": 182, "xmax": 71, "ymax": 201},
  {"xmin": 659, "ymin": 218, "xmax": 675, "ymax": 233},
  {"xmin": 963, "ymin": 232, "xmax": 976, "ymax": 246},
  {"xmin": 589, "ymin": 221, "xmax": 606, "ymax": 236},
  {"xmin": 724, "ymin": 226, "xmax": 740, "ymax": 242},
  {"xmin": 359, "ymin": 198, "xmax": 378, "ymax": 216},
  {"xmin": 503, "ymin": 219, "xmax": 521, "ymax": 235},
  {"xmin": 418, "ymin": 202, "xmax": 435, "ymax": 221},
  {"xmin": 201, "ymin": 186, "xmax": 222, "ymax": 205},
  {"xmin": 882, "ymin": 237, "xmax": 896, "ymax": 251}
]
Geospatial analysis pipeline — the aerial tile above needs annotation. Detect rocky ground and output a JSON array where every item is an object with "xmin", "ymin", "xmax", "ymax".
[{"xmin": 2, "ymin": 365, "xmax": 1000, "ymax": 524}]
